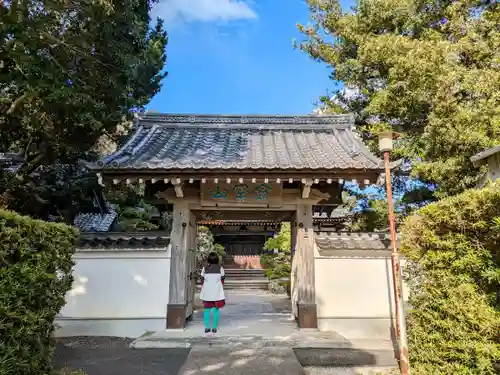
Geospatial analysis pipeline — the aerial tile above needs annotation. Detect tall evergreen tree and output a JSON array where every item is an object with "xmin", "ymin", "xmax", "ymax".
[
  {"xmin": 0, "ymin": 0, "xmax": 168, "ymax": 216},
  {"xmin": 298, "ymin": 0, "xmax": 499, "ymax": 197}
]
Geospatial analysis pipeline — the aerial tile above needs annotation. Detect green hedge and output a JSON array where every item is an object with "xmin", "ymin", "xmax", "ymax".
[
  {"xmin": 401, "ymin": 183, "xmax": 500, "ymax": 375},
  {"xmin": 0, "ymin": 209, "xmax": 79, "ymax": 375}
]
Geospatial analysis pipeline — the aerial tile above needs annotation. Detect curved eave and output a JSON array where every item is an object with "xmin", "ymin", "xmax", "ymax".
[{"xmin": 88, "ymin": 114, "xmax": 393, "ymax": 173}]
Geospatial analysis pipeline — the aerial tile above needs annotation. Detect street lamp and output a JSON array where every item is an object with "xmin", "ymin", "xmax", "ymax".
[{"xmin": 378, "ymin": 131, "xmax": 409, "ymax": 375}]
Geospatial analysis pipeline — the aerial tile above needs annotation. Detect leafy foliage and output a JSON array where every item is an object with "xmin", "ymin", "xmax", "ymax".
[
  {"xmin": 298, "ymin": 0, "xmax": 500, "ymax": 197},
  {"xmin": 0, "ymin": 0, "xmax": 168, "ymax": 215},
  {"xmin": 105, "ymin": 184, "xmax": 172, "ymax": 232},
  {"xmin": 347, "ymin": 176, "xmax": 434, "ymax": 231},
  {"xmin": 0, "ymin": 209, "xmax": 79, "ymax": 375},
  {"xmin": 262, "ymin": 223, "xmax": 292, "ymax": 280},
  {"xmin": 196, "ymin": 226, "xmax": 225, "ymax": 269},
  {"xmin": 400, "ymin": 182, "xmax": 500, "ymax": 374},
  {"xmin": 264, "ymin": 222, "xmax": 292, "ymax": 252}
]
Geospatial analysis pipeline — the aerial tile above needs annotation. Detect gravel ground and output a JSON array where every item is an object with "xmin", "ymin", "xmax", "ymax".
[{"xmin": 54, "ymin": 336, "xmax": 190, "ymax": 375}]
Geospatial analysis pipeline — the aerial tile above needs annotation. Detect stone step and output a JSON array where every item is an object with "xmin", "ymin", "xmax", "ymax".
[
  {"xmin": 225, "ymin": 276, "xmax": 268, "ymax": 281},
  {"xmin": 224, "ymin": 272, "xmax": 267, "ymax": 276},
  {"xmin": 224, "ymin": 268, "xmax": 265, "ymax": 272},
  {"xmin": 224, "ymin": 273, "xmax": 267, "ymax": 279},
  {"xmin": 224, "ymin": 280, "xmax": 269, "ymax": 290},
  {"xmin": 224, "ymin": 268, "xmax": 266, "ymax": 273},
  {"xmin": 131, "ymin": 337, "xmax": 397, "ymax": 368},
  {"xmin": 178, "ymin": 347, "xmax": 305, "ymax": 375},
  {"xmin": 226, "ymin": 273, "xmax": 267, "ymax": 279}
]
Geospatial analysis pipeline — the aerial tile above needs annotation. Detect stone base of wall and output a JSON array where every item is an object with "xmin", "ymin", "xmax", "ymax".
[
  {"xmin": 318, "ymin": 317, "xmax": 396, "ymax": 341},
  {"xmin": 55, "ymin": 317, "xmax": 166, "ymax": 338}
]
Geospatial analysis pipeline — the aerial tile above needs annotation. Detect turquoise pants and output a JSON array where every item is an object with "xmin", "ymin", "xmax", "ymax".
[{"xmin": 203, "ymin": 307, "xmax": 220, "ymax": 329}]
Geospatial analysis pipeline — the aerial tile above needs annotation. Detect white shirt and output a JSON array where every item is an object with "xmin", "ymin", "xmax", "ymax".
[{"xmin": 200, "ymin": 265, "xmax": 225, "ymax": 302}]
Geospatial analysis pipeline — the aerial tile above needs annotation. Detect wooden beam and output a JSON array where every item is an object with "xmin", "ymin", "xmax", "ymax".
[{"xmin": 301, "ymin": 179, "xmax": 314, "ymax": 199}]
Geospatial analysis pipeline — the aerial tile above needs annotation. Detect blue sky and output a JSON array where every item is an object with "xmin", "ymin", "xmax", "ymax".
[{"xmin": 147, "ymin": 0, "xmax": 353, "ymax": 115}]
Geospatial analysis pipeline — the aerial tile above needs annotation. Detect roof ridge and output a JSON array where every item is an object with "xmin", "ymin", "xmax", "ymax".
[{"xmin": 135, "ymin": 113, "xmax": 355, "ymax": 130}]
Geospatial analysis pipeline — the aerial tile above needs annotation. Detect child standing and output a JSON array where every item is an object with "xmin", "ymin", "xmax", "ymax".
[{"xmin": 199, "ymin": 252, "xmax": 226, "ymax": 333}]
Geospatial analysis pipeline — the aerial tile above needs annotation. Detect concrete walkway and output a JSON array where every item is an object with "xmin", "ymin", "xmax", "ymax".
[{"xmin": 132, "ymin": 290, "xmax": 301, "ymax": 348}]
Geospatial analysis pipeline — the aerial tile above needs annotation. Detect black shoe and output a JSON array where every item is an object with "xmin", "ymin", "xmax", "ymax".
[
  {"xmin": 205, "ymin": 328, "xmax": 211, "ymax": 333},
  {"xmin": 211, "ymin": 328, "xmax": 217, "ymax": 333}
]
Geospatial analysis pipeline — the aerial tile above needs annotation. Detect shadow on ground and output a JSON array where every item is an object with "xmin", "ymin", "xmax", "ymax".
[
  {"xmin": 294, "ymin": 348, "xmax": 397, "ymax": 368},
  {"xmin": 54, "ymin": 337, "xmax": 190, "ymax": 375}
]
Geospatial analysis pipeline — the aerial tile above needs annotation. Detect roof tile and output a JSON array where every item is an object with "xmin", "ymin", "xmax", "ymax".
[{"xmin": 315, "ymin": 232, "xmax": 400, "ymax": 250}]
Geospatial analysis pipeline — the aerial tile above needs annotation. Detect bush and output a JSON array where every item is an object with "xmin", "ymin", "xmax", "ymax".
[
  {"xmin": 262, "ymin": 223, "xmax": 292, "ymax": 280},
  {"xmin": 260, "ymin": 253, "xmax": 275, "ymax": 269},
  {"xmin": 400, "ymin": 183, "xmax": 500, "ymax": 375},
  {"xmin": 0, "ymin": 209, "xmax": 79, "ymax": 375},
  {"xmin": 264, "ymin": 261, "xmax": 291, "ymax": 280}
]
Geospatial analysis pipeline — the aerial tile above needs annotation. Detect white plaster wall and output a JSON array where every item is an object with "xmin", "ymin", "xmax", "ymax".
[
  {"xmin": 314, "ymin": 248, "xmax": 409, "ymax": 341},
  {"xmin": 56, "ymin": 245, "xmax": 171, "ymax": 338}
]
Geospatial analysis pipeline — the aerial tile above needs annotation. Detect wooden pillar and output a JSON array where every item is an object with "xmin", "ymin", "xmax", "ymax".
[
  {"xmin": 294, "ymin": 203, "xmax": 317, "ymax": 329},
  {"xmin": 166, "ymin": 201, "xmax": 190, "ymax": 329},
  {"xmin": 185, "ymin": 210, "xmax": 198, "ymax": 319},
  {"xmin": 290, "ymin": 214, "xmax": 298, "ymax": 317}
]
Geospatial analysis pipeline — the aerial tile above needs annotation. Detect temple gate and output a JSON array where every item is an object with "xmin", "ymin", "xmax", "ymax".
[{"xmin": 90, "ymin": 114, "xmax": 395, "ymax": 330}]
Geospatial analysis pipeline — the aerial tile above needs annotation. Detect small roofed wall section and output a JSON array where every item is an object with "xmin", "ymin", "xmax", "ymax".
[
  {"xmin": 471, "ymin": 146, "xmax": 500, "ymax": 187},
  {"xmin": 313, "ymin": 231, "xmax": 409, "ymax": 341},
  {"xmin": 56, "ymin": 233, "xmax": 171, "ymax": 338}
]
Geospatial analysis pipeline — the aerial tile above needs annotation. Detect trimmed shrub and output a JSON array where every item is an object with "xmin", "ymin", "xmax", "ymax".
[
  {"xmin": 260, "ymin": 253, "xmax": 275, "ymax": 269},
  {"xmin": 0, "ymin": 209, "xmax": 79, "ymax": 375},
  {"xmin": 400, "ymin": 182, "xmax": 500, "ymax": 375}
]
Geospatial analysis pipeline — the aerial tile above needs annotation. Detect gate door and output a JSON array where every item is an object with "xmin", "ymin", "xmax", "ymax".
[{"xmin": 185, "ymin": 247, "xmax": 197, "ymax": 319}]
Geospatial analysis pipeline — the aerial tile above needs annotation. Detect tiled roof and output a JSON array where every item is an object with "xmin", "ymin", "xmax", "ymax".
[
  {"xmin": 313, "ymin": 206, "xmax": 352, "ymax": 220},
  {"xmin": 0, "ymin": 152, "xmax": 23, "ymax": 173},
  {"xmin": 93, "ymin": 114, "xmax": 388, "ymax": 171},
  {"xmin": 79, "ymin": 232, "xmax": 170, "ymax": 249},
  {"xmin": 315, "ymin": 232, "xmax": 400, "ymax": 250},
  {"xmin": 73, "ymin": 205, "xmax": 117, "ymax": 232}
]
